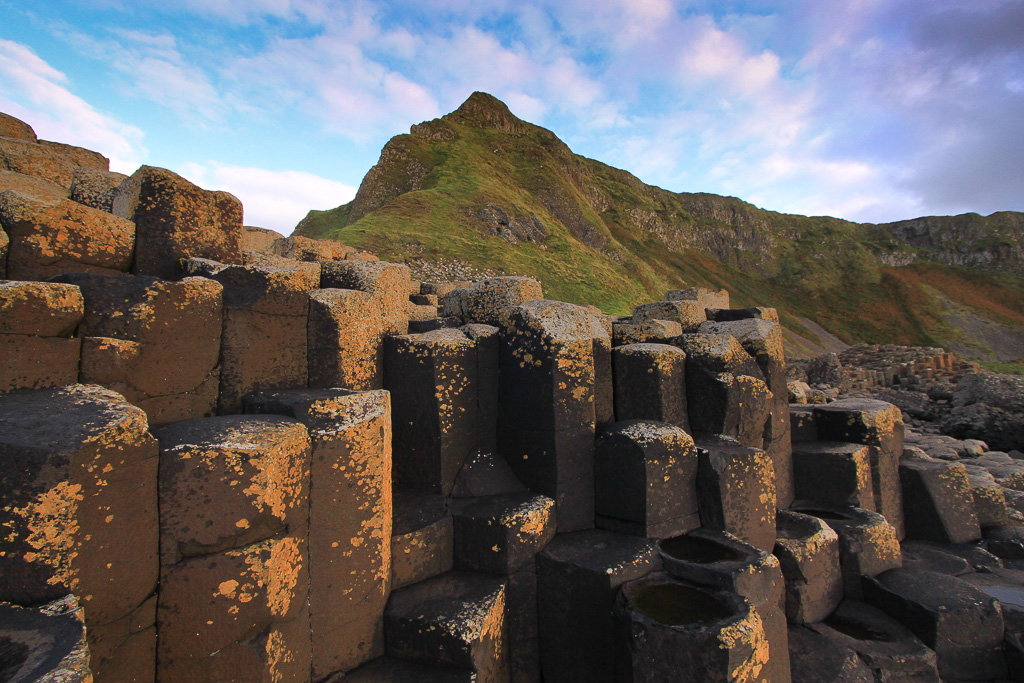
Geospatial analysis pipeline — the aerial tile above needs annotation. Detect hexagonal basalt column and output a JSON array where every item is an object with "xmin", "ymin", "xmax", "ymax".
[
  {"xmin": 774, "ymin": 510, "xmax": 843, "ymax": 624},
  {"xmin": 806, "ymin": 601, "xmax": 939, "ymax": 682},
  {"xmin": 673, "ymin": 332, "xmax": 771, "ymax": 450},
  {"xmin": 657, "ymin": 529, "xmax": 789, "ymax": 682},
  {"xmin": 386, "ymin": 329, "xmax": 478, "ymax": 496},
  {"xmin": 244, "ymin": 387, "xmax": 393, "ymax": 677},
  {"xmin": 0, "ymin": 280, "xmax": 82, "ymax": 393},
  {"xmin": 320, "ymin": 259, "xmax": 412, "ymax": 336},
  {"xmin": 864, "ymin": 568, "xmax": 1006, "ymax": 681},
  {"xmin": 791, "ymin": 503, "xmax": 901, "ymax": 600},
  {"xmin": 452, "ymin": 493, "xmax": 556, "ymax": 575},
  {"xmin": 694, "ymin": 435, "xmax": 777, "ymax": 552},
  {"xmin": 792, "ymin": 441, "xmax": 876, "ymax": 511},
  {"xmin": 0, "ymin": 385, "xmax": 158, "ymax": 682},
  {"xmin": 184, "ymin": 255, "xmax": 319, "ymax": 413},
  {"xmin": 612, "ymin": 343, "xmax": 688, "ymax": 430},
  {"xmin": 113, "ymin": 165, "xmax": 242, "ymax": 279},
  {"xmin": 54, "ymin": 272, "xmax": 223, "ymax": 426},
  {"xmin": 537, "ymin": 530, "xmax": 659, "ymax": 683},
  {"xmin": 815, "ymin": 399, "xmax": 906, "ymax": 539},
  {"xmin": 614, "ymin": 573, "xmax": 769, "ymax": 682},
  {"xmin": 700, "ymin": 318, "xmax": 794, "ymax": 508},
  {"xmin": 384, "ymin": 572, "xmax": 509, "ymax": 682},
  {"xmin": 308, "ymin": 288, "xmax": 382, "ymax": 390},
  {"xmin": 498, "ymin": 300, "xmax": 596, "ymax": 532},
  {"xmin": 0, "ymin": 596, "xmax": 92, "ymax": 683},
  {"xmin": 154, "ymin": 415, "xmax": 312, "ymax": 682},
  {"xmin": 899, "ymin": 459, "xmax": 981, "ymax": 544},
  {"xmin": 594, "ymin": 420, "xmax": 699, "ymax": 538}
]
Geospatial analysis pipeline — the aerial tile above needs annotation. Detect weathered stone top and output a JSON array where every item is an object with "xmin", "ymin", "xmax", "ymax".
[
  {"xmin": 600, "ymin": 419, "xmax": 694, "ymax": 448},
  {"xmin": 245, "ymin": 387, "xmax": 391, "ymax": 435},
  {"xmin": 0, "ymin": 384, "xmax": 151, "ymax": 458},
  {"xmin": 0, "ymin": 113, "xmax": 37, "ymax": 142},
  {"xmin": 0, "ymin": 281, "xmax": 83, "ymax": 336},
  {"xmin": 504, "ymin": 299, "xmax": 593, "ymax": 344},
  {"xmin": 0, "ymin": 169, "xmax": 68, "ymax": 202}
]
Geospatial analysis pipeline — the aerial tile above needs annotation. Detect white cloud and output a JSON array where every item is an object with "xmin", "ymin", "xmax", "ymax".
[
  {"xmin": 0, "ymin": 38, "xmax": 146, "ymax": 172},
  {"xmin": 177, "ymin": 162, "xmax": 356, "ymax": 233},
  {"xmin": 63, "ymin": 29, "xmax": 228, "ymax": 124}
]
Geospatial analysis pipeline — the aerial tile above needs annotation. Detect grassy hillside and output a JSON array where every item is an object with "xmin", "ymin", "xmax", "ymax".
[{"xmin": 297, "ymin": 92, "xmax": 1024, "ymax": 360}]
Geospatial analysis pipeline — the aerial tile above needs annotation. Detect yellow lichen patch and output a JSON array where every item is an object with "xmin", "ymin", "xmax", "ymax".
[
  {"xmin": 265, "ymin": 627, "xmax": 293, "ymax": 683},
  {"xmin": 10, "ymin": 481, "xmax": 84, "ymax": 589},
  {"xmin": 217, "ymin": 579, "xmax": 240, "ymax": 599}
]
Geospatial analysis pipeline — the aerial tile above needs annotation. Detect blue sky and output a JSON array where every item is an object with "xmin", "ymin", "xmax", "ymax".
[{"xmin": 1, "ymin": 0, "xmax": 1021, "ymax": 233}]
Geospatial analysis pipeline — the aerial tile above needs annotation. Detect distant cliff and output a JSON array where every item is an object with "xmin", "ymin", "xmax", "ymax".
[{"xmin": 297, "ymin": 92, "xmax": 1024, "ymax": 357}]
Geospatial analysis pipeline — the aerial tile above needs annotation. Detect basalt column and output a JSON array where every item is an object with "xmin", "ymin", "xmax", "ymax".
[
  {"xmin": 154, "ymin": 415, "xmax": 312, "ymax": 682},
  {"xmin": 700, "ymin": 319, "xmax": 794, "ymax": 508},
  {"xmin": 52, "ymin": 272, "xmax": 223, "ymax": 426},
  {"xmin": 0, "ymin": 385, "xmax": 159, "ymax": 682},
  {"xmin": 184, "ymin": 254, "xmax": 319, "ymax": 414},
  {"xmin": 244, "ymin": 388, "xmax": 392, "ymax": 678},
  {"xmin": 815, "ymin": 399, "xmax": 906, "ymax": 539},
  {"xmin": 385, "ymin": 328, "xmax": 478, "ymax": 496},
  {"xmin": 498, "ymin": 300, "xmax": 596, "ymax": 532}
]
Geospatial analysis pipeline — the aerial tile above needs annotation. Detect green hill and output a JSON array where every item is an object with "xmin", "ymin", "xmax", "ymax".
[{"xmin": 296, "ymin": 92, "xmax": 1024, "ymax": 364}]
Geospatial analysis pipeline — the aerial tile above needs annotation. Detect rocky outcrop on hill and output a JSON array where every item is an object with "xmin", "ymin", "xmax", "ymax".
[{"xmin": 8, "ymin": 109, "xmax": 1024, "ymax": 683}]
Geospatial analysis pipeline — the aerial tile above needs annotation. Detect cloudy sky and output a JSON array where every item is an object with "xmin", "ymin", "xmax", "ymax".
[{"xmin": 1, "ymin": 1, "xmax": 1021, "ymax": 233}]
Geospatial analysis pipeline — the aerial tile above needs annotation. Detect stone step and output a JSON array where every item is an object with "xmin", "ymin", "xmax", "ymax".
[{"xmin": 384, "ymin": 571, "xmax": 509, "ymax": 682}]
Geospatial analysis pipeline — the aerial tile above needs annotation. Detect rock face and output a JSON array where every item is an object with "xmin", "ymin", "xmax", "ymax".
[{"xmin": 5, "ymin": 107, "xmax": 1024, "ymax": 683}]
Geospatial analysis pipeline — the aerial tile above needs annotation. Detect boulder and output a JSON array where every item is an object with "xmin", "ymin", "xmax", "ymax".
[
  {"xmin": 69, "ymin": 167, "xmax": 127, "ymax": 212},
  {"xmin": 0, "ymin": 136, "xmax": 107, "ymax": 188},
  {"xmin": 1, "ymin": 190, "xmax": 134, "ymax": 280},
  {"xmin": 113, "ymin": 165, "xmax": 243, "ymax": 279}
]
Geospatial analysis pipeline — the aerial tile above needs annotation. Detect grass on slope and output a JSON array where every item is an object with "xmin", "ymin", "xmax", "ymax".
[{"xmin": 300, "ymin": 101, "xmax": 1024, "ymax": 357}]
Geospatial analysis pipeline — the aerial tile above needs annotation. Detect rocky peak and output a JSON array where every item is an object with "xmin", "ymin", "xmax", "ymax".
[{"xmin": 444, "ymin": 91, "xmax": 525, "ymax": 133}]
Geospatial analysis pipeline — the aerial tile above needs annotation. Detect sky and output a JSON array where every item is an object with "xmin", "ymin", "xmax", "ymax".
[{"xmin": 1, "ymin": 1, "xmax": 1021, "ymax": 234}]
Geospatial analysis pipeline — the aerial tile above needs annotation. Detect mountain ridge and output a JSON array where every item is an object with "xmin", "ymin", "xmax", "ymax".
[{"xmin": 296, "ymin": 91, "xmax": 1024, "ymax": 363}]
